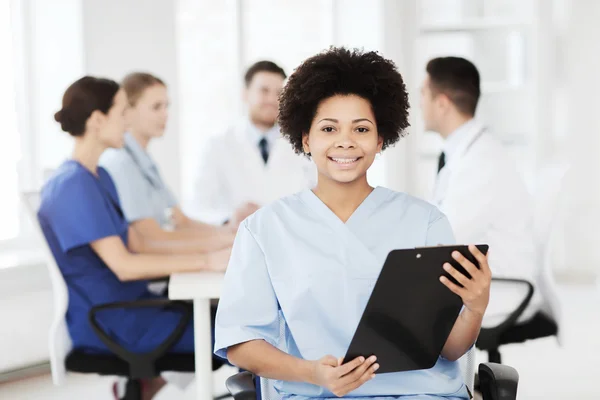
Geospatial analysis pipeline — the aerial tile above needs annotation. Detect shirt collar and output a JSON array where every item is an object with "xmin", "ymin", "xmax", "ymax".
[
  {"xmin": 442, "ymin": 118, "xmax": 479, "ymax": 162},
  {"xmin": 124, "ymin": 132, "xmax": 157, "ymax": 173},
  {"xmin": 246, "ymin": 119, "xmax": 281, "ymax": 147}
]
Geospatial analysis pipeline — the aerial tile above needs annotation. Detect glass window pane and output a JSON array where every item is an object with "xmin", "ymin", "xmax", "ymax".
[
  {"xmin": 478, "ymin": 89, "xmax": 533, "ymax": 136},
  {"xmin": 177, "ymin": 0, "xmax": 240, "ymax": 207},
  {"xmin": 416, "ymin": 29, "xmax": 527, "ymax": 86},
  {"xmin": 0, "ymin": 0, "xmax": 22, "ymax": 240},
  {"xmin": 420, "ymin": 0, "xmax": 531, "ymax": 25},
  {"xmin": 241, "ymin": 0, "xmax": 333, "ymax": 73}
]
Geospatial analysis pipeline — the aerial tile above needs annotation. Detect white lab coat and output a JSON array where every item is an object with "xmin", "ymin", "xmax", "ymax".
[
  {"xmin": 188, "ymin": 121, "xmax": 317, "ymax": 223},
  {"xmin": 432, "ymin": 120, "xmax": 542, "ymax": 328}
]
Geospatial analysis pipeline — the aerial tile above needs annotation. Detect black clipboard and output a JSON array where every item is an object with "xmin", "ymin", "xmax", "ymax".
[{"xmin": 343, "ymin": 244, "xmax": 489, "ymax": 374}]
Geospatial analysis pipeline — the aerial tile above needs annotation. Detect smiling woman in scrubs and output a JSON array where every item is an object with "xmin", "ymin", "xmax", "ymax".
[
  {"xmin": 39, "ymin": 76, "xmax": 231, "ymax": 399},
  {"xmin": 214, "ymin": 48, "xmax": 492, "ymax": 400},
  {"xmin": 99, "ymin": 72, "xmax": 256, "ymax": 253}
]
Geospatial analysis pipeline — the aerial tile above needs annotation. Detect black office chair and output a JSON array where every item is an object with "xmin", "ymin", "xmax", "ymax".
[
  {"xmin": 475, "ymin": 279, "xmax": 558, "ymax": 365},
  {"xmin": 476, "ymin": 164, "xmax": 568, "ymax": 364},
  {"xmin": 225, "ymin": 362, "xmax": 519, "ymax": 400},
  {"xmin": 21, "ymin": 192, "xmax": 226, "ymax": 400},
  {"xmin": 478, "ymin": 164, "xmax": 568, "ymax": 364},
  {"xmin": 83, "ymin": 299, "xmax": 226, "ymax": 399}
]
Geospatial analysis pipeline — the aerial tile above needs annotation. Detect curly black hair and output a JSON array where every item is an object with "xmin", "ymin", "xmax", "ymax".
[{"xmin": 278, "ymin": 47, "xmax": 410, "ymax": 155}]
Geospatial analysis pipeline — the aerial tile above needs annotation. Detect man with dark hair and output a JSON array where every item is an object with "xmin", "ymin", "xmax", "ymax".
[
  {"xmin": 244, "ymin": 60, "xmax": 287, "ymax": 87},
  {"xmin": 190, "ymin": 61, "xmax": 316, "ymax": 223},
  {"xmin": 421, "ymin": 56, "xmax": 542, "ymax": 329}
]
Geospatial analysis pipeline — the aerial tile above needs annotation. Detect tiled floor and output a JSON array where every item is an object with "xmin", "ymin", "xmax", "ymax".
[
  {"xmin": 0, "ymin": 365, "xmax": 237, "ymax": 400},
  {"xmin": 0, "ymin": 283, "xmax": 597, "ymax": 399}
]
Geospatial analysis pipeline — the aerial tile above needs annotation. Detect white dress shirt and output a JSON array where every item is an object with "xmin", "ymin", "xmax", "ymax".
[
  {"xmin": 433, "ymin": 119, "xmax": 542, "ymax": 328},
  {"xmin": 188, "ymin": 119, "xmax": 317, "ymax": 224}
]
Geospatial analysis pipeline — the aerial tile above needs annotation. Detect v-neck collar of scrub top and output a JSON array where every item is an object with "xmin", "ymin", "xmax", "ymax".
[
  {"xmin": 299, "ymin": 186, "xmax": 388, "ymax": 228},
  {"xmin": 122, "ymin": 132, "xmax": 163, "ymax": 188},
  {"xmin": 298, "ymin": 186, "xmax": 394, "ymax": 277}
]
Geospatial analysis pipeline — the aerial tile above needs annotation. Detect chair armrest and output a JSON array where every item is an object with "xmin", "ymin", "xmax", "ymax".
[
  {"xmin": 478, "ymin": 278, "xmax": 534, "ymax": 348},
  {"xmin": 479, "ymin": 362, "xmax": 519, "ymax": 400},
  {"xmin": 225, "ymin": 371, "xmax": 257, "ymax": 400},
  {"xmin": 88, "ymin": 298, "xmax": 192, "ymax": 378},
  {"xmin": 225, "ymin": 364, "xmax": 519, "ymax": 400},
  {"xmin": 148, "ymin": 277, "xmax": 170, "ymax": 284},
  {"xmin": 147, "ymin": 277, "xmax": 170, "ymax": 296}
]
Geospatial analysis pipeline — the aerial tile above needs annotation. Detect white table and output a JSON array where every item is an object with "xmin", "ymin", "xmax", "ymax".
[{"xmin": 169, "ymin": 271, "xmax": 224, "ymax": 400}]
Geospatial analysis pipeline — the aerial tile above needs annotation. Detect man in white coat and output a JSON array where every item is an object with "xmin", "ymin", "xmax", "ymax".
[
  {"xmin": 420, "ymin": 56, "xmax": 542, "ymax": 328},
  {"xmin": 189, "ymin": 61, "xmax": 316, "ymax": 224}
]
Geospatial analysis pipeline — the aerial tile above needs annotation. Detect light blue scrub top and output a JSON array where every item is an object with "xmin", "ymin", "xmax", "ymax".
[
  {"xmin": 100, "ymin": 133, "xmax": 177, "ymax": 227},
  {"xmin": 215, "ymin": 187, "xmax": 469, "ymax": 400}
]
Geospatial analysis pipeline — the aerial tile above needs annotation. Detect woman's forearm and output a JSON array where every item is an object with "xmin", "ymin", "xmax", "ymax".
[
  {"xmin": 228, "ymin": 340, "xmax": 316, "ymax": 384},
  {"xmin": 138, "ymin": 232, "xmax": 234, "ymax": 254},
  {"xmin": 91, "ymin": 236, "xmax": 215, "ymax": 281},
  {"xmin": 177, "ymin": 217, "xmax": 224, "ymax": 232},
  {"xmin": 129, "ymin": 219, "xmax": 234, "ymax": 254},
  {"xmin": 117, "ymin": 252, "xmax": 210, "ymax": 281},
  {"xmin": 440, "ymin": 308, "xmax": 483, "ymax": 361}
]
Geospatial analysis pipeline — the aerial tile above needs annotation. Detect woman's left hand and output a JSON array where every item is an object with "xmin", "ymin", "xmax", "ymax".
[{"xmin": 440, "ymin": 245, "xmax": 492, "ymax": 316}]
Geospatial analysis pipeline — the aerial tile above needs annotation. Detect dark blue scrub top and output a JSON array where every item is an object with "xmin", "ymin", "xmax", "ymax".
[{"xmin": 38, "ymin": 160, "xmax": 164, "ymax": 352}]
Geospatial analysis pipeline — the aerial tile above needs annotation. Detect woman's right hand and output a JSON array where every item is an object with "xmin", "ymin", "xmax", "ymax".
[
  {"xmin": 310, "ymin": 355, "xmax": 378, "ymax": 397},
  {"xmin": 207, "ymin": 247, "xmax": 232, "ymax": 272}
]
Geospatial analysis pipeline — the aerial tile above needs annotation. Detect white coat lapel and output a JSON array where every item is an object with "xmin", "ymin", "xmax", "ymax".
[
  {"xmin": 433, "ymin": 167, "xmax": 451, "ymax": 205},
  {"xmin": 234, "ymin": 122, "xmax": 266, "ymax": 171},
  {"xmin": 267, "ymin": 136, "xmax": 292, "ymax": 170},
  {"xmin": 433, "ymin": 122, "xmax": 486, "ymax": 206},
  {"xmin": 228, "ymin": 123, "xmax": 267, "ymax": 205}
]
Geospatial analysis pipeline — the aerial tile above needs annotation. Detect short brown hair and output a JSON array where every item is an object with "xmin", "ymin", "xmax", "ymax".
[
  {"xmin": 426, "ymin": 57, "xmax": 480, "ymax": 116},
  {"xmin": 54, "ymin": 76, "xmax": 120, "ymax": 137},
  {"xmin": 122, "ymin": 72, "xmax": 165, "ymax": 106},
  {"xmin": 244, "ymin": 61, "xmax": 286, "ymax": 87}
]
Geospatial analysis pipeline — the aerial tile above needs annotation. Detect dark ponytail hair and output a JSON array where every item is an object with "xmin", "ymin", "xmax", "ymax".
[{"xmin": 54, "ymin": 76, "xmax": 120, "ymax": 136}]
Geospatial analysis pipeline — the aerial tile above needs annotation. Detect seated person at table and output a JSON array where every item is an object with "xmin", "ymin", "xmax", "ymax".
[
  {"xmin": 39, "ymin": 76, "xmax": 231, "ymax": 400},
  {"xmin": 214, "ymin": 48, "xmax": 492, "ymax": 400},
  {"xmin": 100, "ymin": 72, "xmax": 254, "ymax": 251}
]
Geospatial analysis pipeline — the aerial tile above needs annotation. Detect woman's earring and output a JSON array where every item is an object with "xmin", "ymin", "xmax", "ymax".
[{"xmin": 375, "ymin": 152, "xmax": 381, "ymax": 160}]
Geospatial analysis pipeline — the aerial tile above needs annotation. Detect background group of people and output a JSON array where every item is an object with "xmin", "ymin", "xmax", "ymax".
[{"xmin": 37, "ymin": 47, "xmax": 543, "ymax": 400}]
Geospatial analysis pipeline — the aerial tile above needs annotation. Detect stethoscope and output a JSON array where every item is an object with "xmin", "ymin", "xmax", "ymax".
[
  {"xmin": 123, "ymin": 143, "xmax": 164, "ymax": 190},
  {"xmin": 123, "ymin": 141, "xmax": 176, "ymax": 229},
  {"xmin": 462, "ymin": 126, "xmax": 487, "ymax": 155},
  {"xmin": 435, "ymin": 126, "xmax": 488, "ymax": 198}
]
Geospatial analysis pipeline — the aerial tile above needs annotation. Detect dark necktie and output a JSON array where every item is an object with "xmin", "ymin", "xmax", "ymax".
[
  {"xmin": 437, "ymin": 152, "xmax": 446, "ymax": 174},
  {"xmin": 259, "ymin": 137, "xmax": 269, "ymax": 164}
]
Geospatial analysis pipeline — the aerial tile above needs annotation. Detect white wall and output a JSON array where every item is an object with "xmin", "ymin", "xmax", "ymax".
[
  {"xmin": 0, "ymin": 263, "xmax": 51, "ymax": 372},
  {"xmin": 27, "ymin": 0, "xmax": 84, "ymax": 187},
  {"xmin": 560, "ymin": 0, "xmax": 600, "ymax": 277},
  {"xmin": 82, "ymin": 0, "xmax": 182, "ymax": 198},
  {"xmin": 380, "ymin": 0, "xmax": 419, "ymax": 193},
  {"xmin": 176, "ymin": 0, "xmax": 241, "ymax": 211}
]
